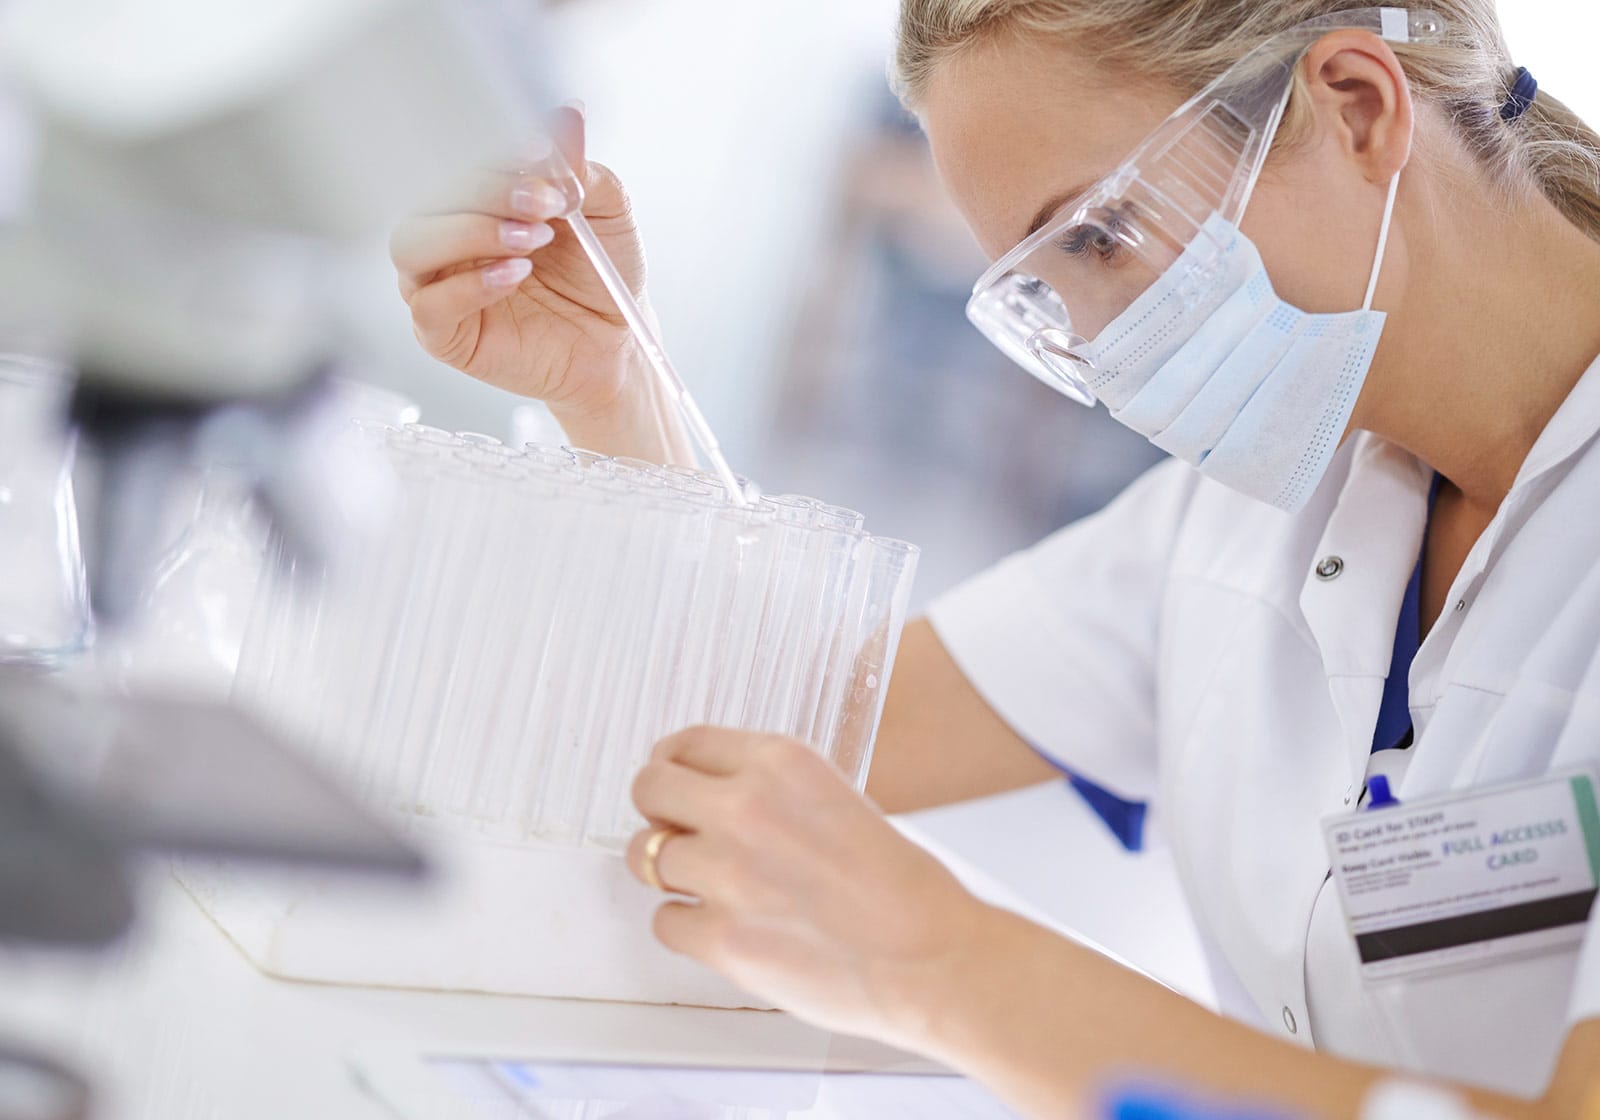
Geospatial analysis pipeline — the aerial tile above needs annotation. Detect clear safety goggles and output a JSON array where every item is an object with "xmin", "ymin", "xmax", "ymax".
[{"xmin": 966, "ymin": 7, "xmax": 1445, "ymax": 406}]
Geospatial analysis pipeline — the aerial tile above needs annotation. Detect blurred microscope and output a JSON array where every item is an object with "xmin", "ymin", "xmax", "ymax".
[{"xmin": 0, "ymin": 0, "xmax": 555, "ymax": 1111}]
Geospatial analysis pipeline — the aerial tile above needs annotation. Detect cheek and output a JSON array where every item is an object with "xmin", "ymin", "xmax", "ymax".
[{"xmin": 1240, "ymin": 177, "xmax": 1388, "ymax": 314}]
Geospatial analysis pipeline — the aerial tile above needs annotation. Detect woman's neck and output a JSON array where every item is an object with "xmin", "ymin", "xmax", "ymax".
[{"xmin": 1351, "ymin": 177, "xmax": 1600, "ymax": 515}]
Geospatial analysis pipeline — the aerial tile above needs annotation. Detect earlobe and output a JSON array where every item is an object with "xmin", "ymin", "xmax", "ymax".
[{"xmin": 1302, "ymin": 32, "xmax": 1414, "ymax": 182}]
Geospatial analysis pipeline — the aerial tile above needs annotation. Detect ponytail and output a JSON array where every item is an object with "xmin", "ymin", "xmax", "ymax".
[{"xmin": 1516, "ymin": 86, "xmax": 1600, "ymax": 243}]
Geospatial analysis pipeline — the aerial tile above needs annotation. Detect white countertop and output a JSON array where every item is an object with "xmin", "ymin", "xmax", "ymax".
[
  {"xmin": 0, "ymin": 782, "xmax": 1214, "ymax": 1119},
  {"xmin": 0, "ymin": 865, "xmax": 897, "ymax": 1119}
]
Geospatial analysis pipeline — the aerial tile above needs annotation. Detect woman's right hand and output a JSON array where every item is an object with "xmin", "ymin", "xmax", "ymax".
[{"xmin": 390, "ymin": 107, "xmax": 685, "ymax": 458}]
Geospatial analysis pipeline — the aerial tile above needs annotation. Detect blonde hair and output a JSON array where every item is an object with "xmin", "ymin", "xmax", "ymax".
[{"xmin": 893, "ymin": 0, "xmax": 1600, "ymax": 241}]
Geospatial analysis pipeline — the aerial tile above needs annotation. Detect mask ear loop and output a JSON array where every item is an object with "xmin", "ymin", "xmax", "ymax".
[{"xmin": 1361, "ymin": 173, "xmax": 1401, "ymax": 311}]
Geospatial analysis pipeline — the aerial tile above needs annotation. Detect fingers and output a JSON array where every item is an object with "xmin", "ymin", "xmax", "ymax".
[
  {"xmin": 406, "ymin": 259, "xmax": 531, "ymax": 356},
  {"xmin": 551, "ymin": 103, "xmax": 586, "ymax": 173},
  {"xmin": 428, "ymin": 134, "xmax": 616, "ymax": 229},
  {"xmin": 545, "ymin": 106, "xmax": 632, "ymax": 227},
  {"xmin": 391, "ymin": 165, "xmax": 567, "ymax": 300},
  {"xmin": 652, "ymin": 899, "xmax": 726, "ymax": 965},
  {"xmin": 390, "ymin": 213, "xmax": 554, "ymax": 288},
  {"xmin": 650, "ymin": 726, "xmax": 767, "ymax": 777},
  {"xmin": 625, "ymin": 826, "xmax": 721, "ymax": 897},
  {"xmin": 631, "ymin": 756, "xmax": 728, "ymax": 827},
  {"xmin": 423, "ymin": 166, "xmax": 572, "ymax": 223}
]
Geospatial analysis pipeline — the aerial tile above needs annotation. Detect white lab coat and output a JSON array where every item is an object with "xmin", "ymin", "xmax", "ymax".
[{"xmin": 927, "ymin": 353, "xmax": 1600, "ymax": 1098}]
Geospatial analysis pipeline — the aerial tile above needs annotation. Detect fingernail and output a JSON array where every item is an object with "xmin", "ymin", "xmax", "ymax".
[
  {"xmin": 511, "ymin": 184, "xmax": 569, "ymax": 219},
  {"xmin": 561, "ymin": 97, "xmax": 586, "ymax": 119},
  {"xmin": 484, "ymin": 257, "xmax": 533, "ymax": 288},
  {"xmin": 499, "ymin": 221, "xmax": 554, "ymax": 251}
]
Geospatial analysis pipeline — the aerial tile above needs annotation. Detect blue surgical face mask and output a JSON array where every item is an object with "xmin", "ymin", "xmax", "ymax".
[{"xmin": 1076, "ymin": 176, "xmax": 1400, "ymax": 513}]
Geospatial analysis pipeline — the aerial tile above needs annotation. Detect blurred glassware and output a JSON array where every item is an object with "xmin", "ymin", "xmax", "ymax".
[
  {"xmin": 0, "ymin": 354, "xmax": 91, "ymax": 667},
  {"xmin": 114, "ymin": 470, "xmax": 270, "ymax": 694},
  {"xmin": 109, "ymin": 377, "xmax": 418, "ymax": 696}
]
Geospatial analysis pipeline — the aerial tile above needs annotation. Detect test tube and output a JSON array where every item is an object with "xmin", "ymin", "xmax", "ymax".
[
  {"xmin": 811, "ymin": 502, "xmax": 866, "ymax": 532},
  {"xmin": 520, "ymin": 444, "xmax": 578, "ymax": 469},
  {"xmin": 559, "ymin": 486, "xmax": 697, "ymax": 842},
  {"xmin": 585, "ymin": 494, "xmax": 721, "ymax": 846},
  {"xmin": 448, "ymin": 464, "xmax": 566, "ymax": 825},
  {"xmin": 823, "ymin": 537, "xmax": 919, "ymax": 787},
  {"xmin": 767, "ymin": 525, "xmax": 863, "ymax": 744},
  {"xmin": 666, "ymin": 465, "xmax": 759, "ymax": 507},
  {"xmin": 655, "ymin": 505, "xmax": 758, "ymax": 737},
  {"xmin": 232, "ymin": 530, "xmax": 300, "ymax": 723},
  {"xmin": 461, "ymin": 467, "xmax": 584, "ymax": 831},
  {"xmin": 738, "ymin": 496, "xmax": 817, "ymax": 732},
  {"xmin": 601, "ymin": 455, "xmax": 666, "ymax": 477},
  {"xmin": 366, "ymin": 434, "xmax": 475, "ymax": 810},
  {"xmin": 300, "ymin": 425, "xmax": 410, "ymax": 779},
  {"xmin": 269, "ymin": 547, "xmax": 335, "ymax": 757},
  {"xmin": 811, "ymin": 538, "xmax": 878, "ymax": 759},
  {"xmin": 333, "ymin": 429, "xmax": 440, "ymax": 797},
  {"xmin": 515, "ymin": 480, "xmax": 635, "ymax": 841},
  {"xmin": 576, "ymin": 494, "xmax": 689, "ymax": 843},
  {"xmin": 562, "ymin": 446, "xmax": 609, "ymax": 469},
  {"xmin": 658, "ymin": 471, "xmax": 717, "ymax": 498},
  {"xmin": 702, "ymin": 507, "xmax": 781, "ymax": 728},
  {"xmin": 417, "ymin": 454, "xmax": 533, "ymax": 812}
]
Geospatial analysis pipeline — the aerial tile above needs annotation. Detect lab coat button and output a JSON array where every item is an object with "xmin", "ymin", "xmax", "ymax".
[
  {"xmin": 1455, "ymin": 599, "xmax": 1467, "ymax": 612},
  {"xmin": 1282, "ymin": 1006, "xmax": 1298, "ymax": 1034},
  {"xmin": 1315, "ymin": 556, "xmax": 1344, "ymax": 581}
]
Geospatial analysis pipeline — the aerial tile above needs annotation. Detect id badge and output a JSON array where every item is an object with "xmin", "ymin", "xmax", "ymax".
[{"xmin": 1322, "ymin": 767, "xmax": 1600, "ymax": 981}]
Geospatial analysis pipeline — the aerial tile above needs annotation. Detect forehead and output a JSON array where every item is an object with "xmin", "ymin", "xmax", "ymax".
[{"xmin": 920, "ymin": 32, "xmax": 1185, "ymax": 260}]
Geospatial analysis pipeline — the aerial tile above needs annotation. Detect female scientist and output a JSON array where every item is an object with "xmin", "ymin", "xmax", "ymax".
[{"xmin": 390, "ymin": 0, "xmax": 1600, "ymax": 1114}]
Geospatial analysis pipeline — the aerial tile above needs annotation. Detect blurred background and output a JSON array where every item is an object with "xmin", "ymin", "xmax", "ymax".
[{"xmin": 3, "ymin": 0, "xmax": 1598, "ymax": 610}]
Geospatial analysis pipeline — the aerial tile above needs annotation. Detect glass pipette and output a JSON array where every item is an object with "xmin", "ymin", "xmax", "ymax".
[{"xmin": 559, "ymin": 210, "xmax": 747, "ymax": 506}]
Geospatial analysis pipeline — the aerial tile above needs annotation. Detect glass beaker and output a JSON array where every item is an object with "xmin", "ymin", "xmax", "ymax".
[{"xmin": 0, "ymin": 355, "xmax": 91, "ymax": 666}]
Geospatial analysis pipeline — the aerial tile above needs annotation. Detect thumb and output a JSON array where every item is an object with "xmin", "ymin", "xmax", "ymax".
[
  {"xmin": 548, "ymin": 103, "xmax": 633, "ymax": 229},
  {"xmin": 551, "ymin": 101, "xmax": 587, "ymax": 173}
]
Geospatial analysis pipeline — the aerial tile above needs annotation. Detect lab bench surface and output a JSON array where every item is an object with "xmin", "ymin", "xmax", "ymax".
[
  {"xmin": 0, "ymin": 782, "xmax": 1215, "ymax": 1119},
  {"xmin": 0, "ymin": 866, "xmax": 893, "ymax": 1120}
]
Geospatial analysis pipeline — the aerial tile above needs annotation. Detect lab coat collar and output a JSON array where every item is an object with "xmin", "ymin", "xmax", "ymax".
[
  {"xmin": 1298, "ymin": 433, "xmax": 1431, "ymax": 677},
  {"xmin": 1298, "ymin": 351, "xmax": 1600, "ymax": 796},
  {"xmin": 1411, "ymin": 349, "xmax": 1600, "ymax": 643},
  {"xmin": 1508, "ymin": 348, "xmax": 1600, "ymax": 492},
  {"xmin": 1439, "ymin": 350, "xmax": 1600, "ymax": 616},
  {"xmin": 1298, "ymin": 434, "xmax": 1430, "ymax": 795}
]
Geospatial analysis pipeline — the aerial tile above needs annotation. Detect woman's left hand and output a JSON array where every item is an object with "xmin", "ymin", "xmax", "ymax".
[{"xmin": 625, "ymin": 726, "xmax": 994, "ymax": 1050}]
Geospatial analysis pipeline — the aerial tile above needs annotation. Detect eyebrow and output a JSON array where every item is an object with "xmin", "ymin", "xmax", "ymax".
[{"xmin": 1023, "ymin": 182, "xmax": 1093, "ymax": 242}]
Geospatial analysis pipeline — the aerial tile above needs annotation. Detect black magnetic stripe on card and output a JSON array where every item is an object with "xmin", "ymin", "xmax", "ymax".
[{"xmin": 1356, "ymin": 888, "xmax": 1598, "ymax": 964}]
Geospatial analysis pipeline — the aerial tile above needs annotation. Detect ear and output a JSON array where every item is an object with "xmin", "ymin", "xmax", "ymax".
[{"xmin": 1299, "ymin": 30, "xmax": 1414, "ymax": 184}]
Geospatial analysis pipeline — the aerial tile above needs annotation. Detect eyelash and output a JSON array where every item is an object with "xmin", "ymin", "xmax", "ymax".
[{"xmin": 1056, "ymin": 206, "xmax": 1133, "ymax": 261}]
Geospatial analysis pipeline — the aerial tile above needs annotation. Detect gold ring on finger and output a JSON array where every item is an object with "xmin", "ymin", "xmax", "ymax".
[{"xmin": 641, "ymin": 826, "xmax": 683, "ymax": 893}]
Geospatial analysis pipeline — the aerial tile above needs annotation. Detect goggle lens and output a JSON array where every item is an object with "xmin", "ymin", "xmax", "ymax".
[{"xmin": 962, "ymin": 8, "xmax": 1446, "ymax": 403}]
